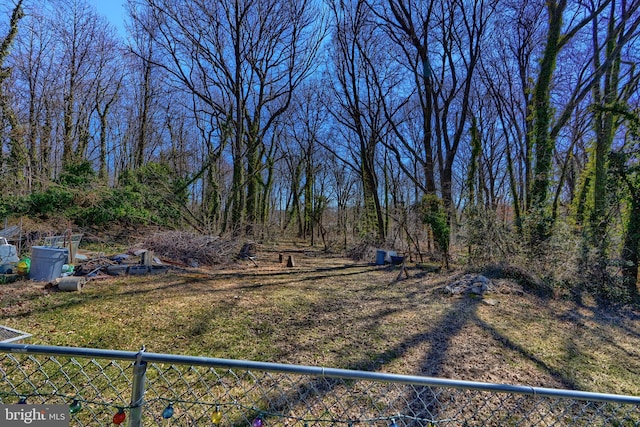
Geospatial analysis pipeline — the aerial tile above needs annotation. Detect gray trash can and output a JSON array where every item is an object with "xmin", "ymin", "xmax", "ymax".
[{"xmin": 30, "ymin": 246, "xmax": 69, "ymax": 282}]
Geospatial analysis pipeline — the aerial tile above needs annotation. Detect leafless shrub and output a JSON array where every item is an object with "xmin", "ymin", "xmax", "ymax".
[
  {"xmin": 461, "ymin": 207, "xmax": 519, "ymax": 267},
  {"xmin": 461, "ymin": 208, "xmax": 583, "ymax": 292}
]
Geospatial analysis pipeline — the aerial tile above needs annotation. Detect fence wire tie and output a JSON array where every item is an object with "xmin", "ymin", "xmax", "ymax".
[
  {"xmin": 129, "ymin": 400, "xmax": 144, "ymax": 409},
  {"xmin": 129, "ymin": 346, "xmax": 147, "ymax": 409},
  {"xmin": 135, "ymin": 345, "xmax": 146, "ymax": 365}
]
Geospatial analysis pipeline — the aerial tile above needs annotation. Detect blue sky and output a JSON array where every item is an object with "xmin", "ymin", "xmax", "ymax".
[{"xmin": 86, "ymin": 0, "xmax": 127, "ymax": 35}]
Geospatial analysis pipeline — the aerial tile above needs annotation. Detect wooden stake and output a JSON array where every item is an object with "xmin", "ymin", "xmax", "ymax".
[
  {"xmin": 142, "ymin": 250, "xmax": 153, "ymax": 266},
  {"xmin": 395, "ymin": 261, "xmax": 409, "ymax": 282}
]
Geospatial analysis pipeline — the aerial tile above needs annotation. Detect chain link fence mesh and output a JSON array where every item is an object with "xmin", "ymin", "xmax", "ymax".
[{"xmin": 0, "ymin": 344, "xmax": 639, "ymax": 426}]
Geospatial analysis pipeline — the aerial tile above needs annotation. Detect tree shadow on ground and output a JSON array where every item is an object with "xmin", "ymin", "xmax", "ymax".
[
  {"xmin": 569, "ymin": 285, "xmax": 640, "ymax": 340},
  {"xmin": 406, "ymin": 296, "xmax": 482, "ymax": 425},
  {"xmin": 257, "ymin": 269, "xmax": 623, "ymax": 425},
  {"xmin": 4, "ymin": 258, "xmax": 637, "ymax": 425},
  {"xmin": 1, "ymin": 262, "xmax": 374, "ymax": 321}
]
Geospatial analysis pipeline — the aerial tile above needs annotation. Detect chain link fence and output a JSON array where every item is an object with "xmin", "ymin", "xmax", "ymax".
[{"xmin": 0, "ymin": 343, "xmax": 639, "ymax": 426}]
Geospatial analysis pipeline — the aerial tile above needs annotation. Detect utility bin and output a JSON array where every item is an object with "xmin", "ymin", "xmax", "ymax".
[
  {"xmin": 0, "ymin": 237, "xmax": 20, "ymax": 264},
  {"xmin": 30, "ymin": 246, "xmax": 69, "ymax": 282},
  {"xmin": 375, "ymin": 250, "xmax": 387, "ymax": 265}
]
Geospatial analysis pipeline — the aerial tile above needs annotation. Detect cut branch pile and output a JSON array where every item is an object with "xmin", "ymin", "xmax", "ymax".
[
  {"xmin": 139, "ymin": 231, "xmax": 239, "ymax": 266},
  {"xmin": 347, "ymin": 241, "xmax": 377, "ymax": 261}
]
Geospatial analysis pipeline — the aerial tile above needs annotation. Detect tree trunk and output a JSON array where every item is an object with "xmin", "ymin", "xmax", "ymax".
[
  {"xmin": 135, "ymin": 54, "xmax": 153, "ymax": 169},
  {"xmin": 622, "ymin": 195, "xmax": 640, "ymax": 300},
  {"xmin": 591, "ymin": 0, "xmax": 621, "ymax": 260},
  {"xmin": 530, "ymin": 0, "xmax": 565, "ymax": 213},
  {"xmin": 0, "ymin": 0, "xmax": 25, "ymax": 191},
  {"xmin": 362, "ymin": 149, "xmax": 385, "ymax": 242},
  {"xmin": 304, "ymin": 155, "xmax": 313, "ymax": 242},
  {"xmin": 245, "ymin": 136, "xmax": 260, "ymax": 236},
  {"xmin": 505, "ymin": 138, "xmax": 522, "ymax": 233}
]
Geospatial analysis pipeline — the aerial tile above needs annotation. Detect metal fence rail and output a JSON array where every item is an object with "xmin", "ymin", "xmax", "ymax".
[{"xmin": 0, "ymin": 343, "xmax": 639, "ymax": 426}]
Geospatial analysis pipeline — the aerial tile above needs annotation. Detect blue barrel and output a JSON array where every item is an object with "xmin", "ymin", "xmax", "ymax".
[{"xmin": 376, "ymin": 250, "xmax": 386, "ymax": 265}]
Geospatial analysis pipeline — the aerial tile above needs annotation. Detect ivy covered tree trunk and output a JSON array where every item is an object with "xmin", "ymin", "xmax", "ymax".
[
  {"xmin": 622, "ymin": 194, "xmax": 640, "ymax": 300},
  {"xmin": 421, "ymin": 194, "xmax": 450, "ymax": 269},
  {"xmin": 505, "ymin": 138, "xmax": 522, "ymax": 234},
  {"xmin": 467, "ymin": 116, "xmax": 481, "ymax": 207},
  {"xmin": 608, "ymin": 107, "xmax": 640, "ymax": 301},
  {"xmin": 361, "ymin": 149, "xmax": 385, "ymax": 243},
  {"xmin": 284, "ymin": 160, "xmax": 303, "ymax": 237},
  {"xmin": 529, "ymin": 0, "xmax": 566, "ymax": 242},
  {"xmin": 260, "ymin": 155, "xmax": 275, "ymax": 236},
  {"xmin": 225, "ymin": 131, "xmax": 245, "ymax": 236},
  {"xmin": 618, "ymin": 103, "xmax": 640, "ymax": 299},
  {"xmin": 245, "ymin": 135, "xmax": 261, "ymax": 236},
  {"xmin": 303, "ymin": 153, "xmax": 314, "ymax": 243},
  {"xmin": 204, "ymin": 165, "xmax": 221, "ymax": 229},
  {"xmin": 591, "ymin": 0, "xmax": 622, "ymax": 263}
]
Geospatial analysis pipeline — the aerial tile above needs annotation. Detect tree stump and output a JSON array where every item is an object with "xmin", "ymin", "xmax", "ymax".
[
  {"xmin": 287, "ymin": 255, "xmax": 295, "ymax": 268},
  {"xmin": 239, "ymin": 242, "xmax": 258, "ymax": 266},
  {"xmin": 239, "ymin": 242, "xmax": 257, "ymax": 258}
]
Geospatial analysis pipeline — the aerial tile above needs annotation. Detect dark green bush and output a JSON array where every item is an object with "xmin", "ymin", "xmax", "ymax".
[
  {"xmin": 5, "ymin": 161, "xmax": 187, "ymax": 229},
  {"xmin": 118, "ymin": 163, "xmax": 187, "ymax": 227},
  {"xmin": 28, "ymin": 187, "xmax": 75, "ymax": 218},
  {"xmin": 68, "ymin": 186, "xmax": 151, "ymax": 227},
  {"xmin": 58, "ymin": 160, "xmax": 96, "ymax": 187},
  {"xmin": 0, "ymin": 194, "xmax": 29, "ymax": 218}
]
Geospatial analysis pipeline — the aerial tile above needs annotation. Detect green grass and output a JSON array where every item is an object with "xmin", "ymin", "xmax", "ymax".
[{"xmin": 2, "ymin": 248, "xmax": 640, "ymax": 398}]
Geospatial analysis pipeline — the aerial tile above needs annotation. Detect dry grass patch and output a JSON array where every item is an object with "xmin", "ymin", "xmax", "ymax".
[{"xmin": 1, "ymin": 245, "xmax": 640, "ymax": 397}]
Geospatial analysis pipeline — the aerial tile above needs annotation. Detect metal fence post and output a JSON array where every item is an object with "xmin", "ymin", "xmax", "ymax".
[{"xmin": 128, "ymin": 346, "xmax": 147, "ymax": 427}]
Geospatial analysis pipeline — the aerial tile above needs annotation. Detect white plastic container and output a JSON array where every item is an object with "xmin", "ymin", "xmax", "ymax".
[{"xmin": 0, "ymin": 237, "xmax": 20, "ymax": 264}]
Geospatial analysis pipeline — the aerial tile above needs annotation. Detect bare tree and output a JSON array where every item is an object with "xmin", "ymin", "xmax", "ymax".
[
  {"xmin": 281, "ymin": 82, "xmax": 328, "ymax": 243},
  {"xmin": 371, "ymin": 0, "xmax": 438, "ymax": 196},
  {"xmin": 0, "ymin": 0, "xmax": 25, "ymax": 192},
  {"xmin": 92, "ymin": 27, "xmax": 124, "ymax": 180},
  {"xmin": 479, "ymin": 0, "xmax": 545, "ymax": 225},
  {"xmin": 325, "ymin": 0, "xmax": 397, "ymax": 242},
  {"xmin": 125, "ymin": 4, "xmax": 161, "ymax": 171},
  {"xmin": 12, "ymin": 5, "xmax": 58, "ymax": 189},
  {"xmin": 428, "ymin": 0, "xmax": 495, "ymax": 226},
  {"xmin": 49, "ymin": 0, "xmax": 112, "ymax": 168},
  {"xmin": 131, "ymin": 0, "xmax": 326, "ymax": 236},
  {"xmin": 366, "ymin": 0, "xmax": 495, "ymax": 254}
]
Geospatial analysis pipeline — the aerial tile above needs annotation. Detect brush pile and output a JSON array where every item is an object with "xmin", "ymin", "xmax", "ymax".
[{"xmin": 139, "ymin": 231, "xmax": 238, "ymax": 266}]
